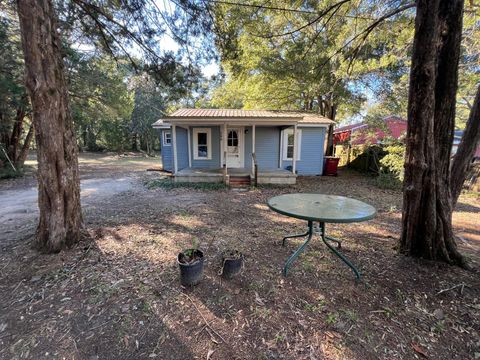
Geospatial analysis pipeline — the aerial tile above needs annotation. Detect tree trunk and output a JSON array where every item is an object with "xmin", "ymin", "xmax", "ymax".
[
  {"xmin": 16, "ymin": 123, "xmax": 34, "ymax": 166},
  {"xmin": 17, "ymin": 0, "xmax": 82, "ymax": 252},
  {"xmin": 131, "ymin": 133, "xmax": 138, "ymax": 151},
  {"xmin": 9, "ymin": 101, "xmax": 27, "ymax": 161},
  {"xmin": 400, "ymin": 0, "xmax": 466, "ymax": 266},
  {"xmin": 451, "ymin": 85, "xmax": 480, "ymax": 206},
  {"xmin": 320, "ymin": 97, "xmax": 336, "ymax": 157}
]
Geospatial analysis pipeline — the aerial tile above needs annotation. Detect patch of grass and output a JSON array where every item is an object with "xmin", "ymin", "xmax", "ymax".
[
  {"xmin": 141, "ymin": 300, "xmax": 152, "ymax": 314},
  {"xmin": 342, "ymin": 309, "xmax": 358, "ymax": 322},
  {"xmin": 274, "ymin": 332, "xmax": 286, "ymax": 343},
  {"xmin": 303, "ymin": 298, "xmax": 326, "ymax": 313},
  {"xmin": 145, "ymin": 178, "xmax": 228, "ymax": 191},
  {"xmin": 0, "ymin": 166, "xmax": 25, "ymax": 179},
  {"xmin": 432, "ymin": 320, "xmax": 446, "ymax": 334},
  {"xmin": 251, "ymin": 183, "xmax": 292, "ymax": 190},
  {"xmin": 326, "ymin": 312, "xmax": 338, "ymax": 325},
  {"xmin": 302, "ymin": 259, "xmax": 315, "ymax": 273},
  {"xmin": 374, "ymin": 172, "xmax": 403, "ymax": 190},
  {"xmin": 253, "ymin": 307, "xmax": 272, "ymax": 319},
  {"xmin": 247, "ymin": 281, "xmax": 263, "ymax": 292}
]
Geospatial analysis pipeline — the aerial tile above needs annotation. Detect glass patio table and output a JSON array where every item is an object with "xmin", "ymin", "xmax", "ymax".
[{"xmin": 267, "ymin": 193, "xmax": 377, "ymax": 280}]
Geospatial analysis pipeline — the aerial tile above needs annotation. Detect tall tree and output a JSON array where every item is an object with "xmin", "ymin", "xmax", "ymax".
[
  {"xmin": 400, "ymin": 0, "xmax": 480, "ymax": 266},
  {"xmin": 12, "ymin": 0, "xmax": 206, "ymax": 252},
  {"xmin": 0, "ymin": 16, "xmax": 33, "ymax": 168},
  {"xmin": 17, "ymin": 0, "xmax": 82, "ymax": 252}
]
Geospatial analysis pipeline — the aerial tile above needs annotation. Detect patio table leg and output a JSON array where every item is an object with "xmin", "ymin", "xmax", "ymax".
[
  {"xmin": 282, "ymin": 230, "xmax": 311, "ymax": 246},
  {"xmin": 319, "ymin": 222, "xmax": 361, "ymax": 280},
  {"xmin": 324, "ymin": 236, "xmax": 342, "ymax": 249},
  {"xmin": 283, "ymin": 221, "xmax": 313, "ymax": 276}
]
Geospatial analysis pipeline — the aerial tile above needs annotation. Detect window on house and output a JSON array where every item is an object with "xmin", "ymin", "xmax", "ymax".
[
  {"xmin": 163, "ymin": 131, "xmax": 172, "ymax": 146},
  {"xmin": 282, "ymin": 129, "xmax": 302, "ymax": 160},
  {"xmin": 193, "ymin": 128, "xmax": 212, "ymax": 160},
  {"xmin": 227, "ymin": 130, "xmax": 238, "ymax": 147}
]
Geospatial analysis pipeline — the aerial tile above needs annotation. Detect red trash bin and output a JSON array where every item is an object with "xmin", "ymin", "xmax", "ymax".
[{"xmin": 324, "ymin": 156, "xmax": 340, "ymax": 176}]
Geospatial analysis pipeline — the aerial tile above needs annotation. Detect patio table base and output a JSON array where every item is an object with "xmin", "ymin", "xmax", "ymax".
[{"xmin": 282, "ymin": 220, "xmax": 361, "ymax": 280}]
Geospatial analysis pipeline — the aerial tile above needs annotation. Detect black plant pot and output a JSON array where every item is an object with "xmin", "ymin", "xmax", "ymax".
[
  {"xmin": 177, "ymin": 249, "xmax": 204, "ymax": 286},
  {"xmin": 221, "ymin": 250, "xmax": 244, "ymax": 279}
]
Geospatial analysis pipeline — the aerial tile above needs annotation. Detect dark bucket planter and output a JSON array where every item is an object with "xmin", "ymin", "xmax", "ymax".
[
  {"xmin": 221, "ymin": 250, "xmax": 244, "ymax": 279},
  {"xmin": 177, "ymin": 249, "xmax": 204, "ymax": 286}
]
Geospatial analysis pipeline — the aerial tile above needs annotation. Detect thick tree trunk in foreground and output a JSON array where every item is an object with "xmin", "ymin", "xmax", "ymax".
[
  {"xmin": 17, "ymin": 0, "xmax": 82, "ymax": 252},
  {"xmin": 451, "ymin": 86, "xmax": 480, "ymax": 206},
  {"xmin": 400, "ymin": 0, "xmax": 466, "ymax": 266}
]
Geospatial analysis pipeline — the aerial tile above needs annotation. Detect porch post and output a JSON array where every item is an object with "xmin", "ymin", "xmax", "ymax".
[
  {"xmin": 292, "ymin": 123, "xmax": 297, "ymax": 174},
  {"xmin": 220, "ymin": 124, "xmax": 224, "ymax": 167},
  {"xmin": 252, "ymin": 124, "xmax": 256, "ymax": 155},
  {"xmin": 222, "ymin": 123, "xmax": 228, "ymax": 184},
  {"xmin": 187, "ymin": 126, "xmax": 192, "ymax": 168},
  {"xmin": 172, "ymin": 124, "xmax": 178, "ymax": 173},
  {"xmin": 223, "ymin": 123, "xmax": 228, "ymax": 171}
]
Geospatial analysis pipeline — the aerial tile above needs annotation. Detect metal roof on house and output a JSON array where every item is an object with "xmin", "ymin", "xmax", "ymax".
[{"xmin": 152, "ymin": 108, "xmax": 335, "ymax": 127}]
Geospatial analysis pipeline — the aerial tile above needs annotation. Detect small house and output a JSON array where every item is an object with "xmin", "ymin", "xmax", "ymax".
[{"xmin": 152, "ymin": 108, "xmax": 334, "ymax": 185}]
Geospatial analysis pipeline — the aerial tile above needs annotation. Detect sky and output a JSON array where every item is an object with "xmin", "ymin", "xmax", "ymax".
[{"xmin": 154, "ymin": 0, "xmax": 220, "ymax": 78}]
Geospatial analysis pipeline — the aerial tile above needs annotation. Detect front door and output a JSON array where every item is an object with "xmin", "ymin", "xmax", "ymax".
[{"xmin": 226, "ymin": 127, "xmax": 243, "ymax": 168}]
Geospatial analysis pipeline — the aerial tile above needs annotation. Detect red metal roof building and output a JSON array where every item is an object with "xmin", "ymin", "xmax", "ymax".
[{"xmin": 333, "ymin": 116, "xmax": 407, "ymax": 145}]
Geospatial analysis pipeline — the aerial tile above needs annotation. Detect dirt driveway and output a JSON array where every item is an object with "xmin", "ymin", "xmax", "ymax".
[
  {"xmin": 0, "ymin": 153, "xmax": 479, "ymax": 360},
  {"xmin": 0, "ymin": 153, "xmax": 158, "ymax": 246}
]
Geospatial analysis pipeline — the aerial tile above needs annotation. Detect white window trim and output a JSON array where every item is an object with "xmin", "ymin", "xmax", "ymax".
[
  {"xmin": 193, "ymin": 128, "xmax": 212, "ymax": 160},
  {"xmin": 163, "ymin": 130, "xmax": 172, "ymax": 146},
  {"xmin": 282, "ymin": 129, "xmax": 302, "ymax": 161}
]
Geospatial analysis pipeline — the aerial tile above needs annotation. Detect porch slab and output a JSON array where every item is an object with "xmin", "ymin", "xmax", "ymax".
[
  {"xmin": 174, "ymin": 167, "xmax": 296, "ymax": 185},
  {"xmin": 257, "ymin": 168, "xmax": 297, "ymax": 185}
]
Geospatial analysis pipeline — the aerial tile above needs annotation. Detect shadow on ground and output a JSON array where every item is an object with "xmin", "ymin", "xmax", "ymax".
[{"xmin": 0, "ymin": 170, "xmax": 479, "ymax": 359}]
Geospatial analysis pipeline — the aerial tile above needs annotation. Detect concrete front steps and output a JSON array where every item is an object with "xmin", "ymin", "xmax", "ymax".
[{"xmin": 229, "ymin": 175, "xmax": 251, "ymax": 188}]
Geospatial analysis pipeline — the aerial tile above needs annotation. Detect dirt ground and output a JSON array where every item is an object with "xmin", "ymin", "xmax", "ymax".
[{"xmin": 0, "ymin": 153, "xmax": 479, "ymax": 360}]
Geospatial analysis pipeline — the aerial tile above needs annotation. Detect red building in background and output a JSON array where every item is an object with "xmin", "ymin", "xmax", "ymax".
[{"xmin": 333, "ymin": 116, "xmax": 407, "ymax": 145}]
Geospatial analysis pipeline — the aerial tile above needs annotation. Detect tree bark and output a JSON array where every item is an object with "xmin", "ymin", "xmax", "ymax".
[
  {"xmin": 17, "ymin": 0, "xmax": 82, "ymax": 252},
  {"xmin": 400, "ymin": 0, "xmax": 466, "ymax": 266},
  {"xmin": 16, "ymin": 123, "xmax": 34, "ymax": 166},
  {"xmin": 9, "ymin": 100, "xmax": 27, "ymax": 162},
  {"xmin": 451, "ymin": 85, "xmax": 480, "ymax": 205}
]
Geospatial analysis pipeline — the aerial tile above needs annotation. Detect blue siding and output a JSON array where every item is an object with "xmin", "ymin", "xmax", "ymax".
[
  {"xmin": 190, "ymin": 126, "xmax": 221, "ymax": 169},
  {"xmin": 255, "ymin": 127, "xmax": 281, "ymax": 169},
  {"xmin": 176, "ymin": 127, "xmax": 189, "ymax": 170},
  {"xmin": 160, "ymin": 129, "xmax": 173, "ymax": 171},
  {"xmin": 282, "ymin": 127, "xmax": 326, "ymax": 175},
  {"xmin": 163, "ymin": 124, "xmax": 325, "ymax": 175}
]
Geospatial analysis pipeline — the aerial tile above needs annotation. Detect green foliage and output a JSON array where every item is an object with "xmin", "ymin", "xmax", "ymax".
[
  {"xmin": 374, "ymin": 142, "xmax": 406, "ymax": 190},
  {"xmin": 209, "ymin": 1, "xmax": 417, "ymax": 121},
  {"xmin": 0, "ymin": 16, "xmax": 31, "ymax": 166},
  {"xmin": 379, "ymin": 144, "xmax": 406, "ymax": 181},
  {"xmin": 145, "ymin": 178, "xmax": 228, "ymax": 191},
  {"xmin": 374, "ymin": 172, "xmax": 403, "ymax": 190},
  {"xmin": 68, "ymin": 53, "xmax": 134, "ymax": 152},
  {"xmin": 0, "ymin": 17, "xmax": 26, "ymax": 123}
]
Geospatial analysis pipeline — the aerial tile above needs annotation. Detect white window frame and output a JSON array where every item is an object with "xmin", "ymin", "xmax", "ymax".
[
  {"xmin": 282, "ymin": 129, "xmax": 302, "ymax": 161},
  {"xmin": 163, "ymin": 130, "xmax": 172, "ymax": 146},
  {"xmin": 193, "ymin": 128, "xmax": 212, "ymax": 160}
]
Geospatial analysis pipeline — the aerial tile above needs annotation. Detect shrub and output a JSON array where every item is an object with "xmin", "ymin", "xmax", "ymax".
[
  {"xmin": 145, "ymin": 178, "xmax": 228, "ymax": 190},
  {"xmin": 375, "ymin": 171, "xmax": 403, "ymax": 190},
  {"xmin": 379, "ymin": 144, "xmax": 406, "ymax": 182}
]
